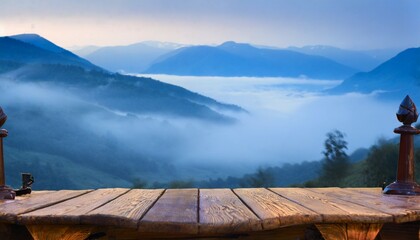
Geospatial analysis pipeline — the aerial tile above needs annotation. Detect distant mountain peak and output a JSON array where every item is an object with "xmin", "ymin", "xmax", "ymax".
[
  {"xmin": 11, "ymin": 33, "xmax": 41, "ymax": 38},
  {"xmin": 303, "ymin": 45, "xmax": 339, "ymax": 50},
  {"xmin": 219, "ymin": 41, "xmax": 238, "ymax": 46},
  {"xmin": 218, "ymin": 41, "xmax": 254, "ymax": 49},
  {"xmin": 140, "ymin": 41, "xmax": 187, "ymax": 50},
  {"xmin": 1, "ymin": 34, "xmax": 102, "ymax": 71},
  {"xmin": 10, "ymin": 33, "xmax": 65, "ymax": 53}
]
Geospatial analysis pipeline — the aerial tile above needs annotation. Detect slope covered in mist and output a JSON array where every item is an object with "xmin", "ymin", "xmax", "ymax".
[
  {"xmin": 1, "ymin": 35, "xmax": 242, "ymax": 120},
  {"xmin": 0, "ymin": 34, "xmax": 245, "ymax": 189}
]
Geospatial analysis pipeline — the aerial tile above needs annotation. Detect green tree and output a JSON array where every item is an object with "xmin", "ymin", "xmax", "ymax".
[
  {"xmin": 239, "ymin": 168, "xmax": 275, "ymax": 187},
  {"xmin": 132, "ymin": 178, "xmax": 148, "ymax": 189},
  {"xmin": 319, "ymin": 130, "xmax": 350, "ymax": 186},
  {"xmin": 168, "ymin": 179, "xmax": 194, "ymax": 188},
  {"xmin": 363, "ymin": 139, "xmax": 398, "ymax": 187}
]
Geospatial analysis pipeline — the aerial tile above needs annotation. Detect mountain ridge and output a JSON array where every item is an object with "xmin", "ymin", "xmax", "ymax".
[
  {"xmin": 0, "ymin": 34, "xmax": 246, "ymax": 189},
  {"xmin": 287, "ymin": 45, "xmax": 386, "ymax": 71},
  {"xmin": 0, "ymin": 34, "xmax": 243, "ymax": 120},
  {"xmin": 0, "ymin": 36, "xmax": 102, "ymax": 71},
  {"xmin": 144, "ymin": 41, "xmax": 358, "ymax": 79},
  {"xmin": 328, "ymin": 47, "xmax": 420, "ymax": 99},
  {"xmin": 82, "ymin": 41, "xmax": 186, "ymax": 73}
]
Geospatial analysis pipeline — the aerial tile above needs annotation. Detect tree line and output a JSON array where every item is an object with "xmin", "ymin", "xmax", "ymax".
[{"xmin": 133, "ymin": 129, "xmax": 420, "ymax": 189}]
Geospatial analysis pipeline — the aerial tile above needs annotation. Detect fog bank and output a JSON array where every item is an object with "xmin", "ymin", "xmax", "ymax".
[
  {"xmin": 140, "ymin": 74, "xmax": 398, "ymax": 176},
  {"xmin": 0, "ymin": 75, "xmax": 400, "ymax": 180}
]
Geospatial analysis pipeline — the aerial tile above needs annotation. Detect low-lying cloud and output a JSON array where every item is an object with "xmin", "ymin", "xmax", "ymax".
[{"xmin": 0, "ymin": 76, "xmax": 400, "ymax": 181}]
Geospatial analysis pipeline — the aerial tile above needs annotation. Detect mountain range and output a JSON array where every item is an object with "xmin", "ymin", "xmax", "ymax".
[
  {"xmin": 143, "ymin": 41, "xmax": 358, "ymax": 79},
  {"xmin": 287, "ymin": 45, "xmax": 399, "ymax": 72},
  {"xmin": 0, "ymin": 34, "xmax": 244, "ymax": 189},
  {"xmin": 1, "ymin": 34, "xmax": 242, "ymax": 120},
  {"xmin": 1, "ymin": 33, "xmax": 419, "ymax": 190},
  {"xmin": 79, "ymin": 41, "xmax": 402, "ymax": 80},
  {"xmin": 78, "ymin": 41, "xmax": 186, "ymax": 73},
  {"xmin": 329, "ymin": 47, "xmax": 420, "ymax": 99}
]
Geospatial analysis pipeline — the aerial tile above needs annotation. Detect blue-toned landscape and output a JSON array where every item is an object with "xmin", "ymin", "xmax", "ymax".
[{"xmin": 0, "ymin": 0, "xmax": 419, "ymax": 189}]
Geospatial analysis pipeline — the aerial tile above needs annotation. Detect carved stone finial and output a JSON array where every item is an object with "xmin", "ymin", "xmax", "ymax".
[
  {"xmin": 396, "ymin": 95, "xmax": 418, "ymax": 125},
  {"xmin": 0, "ymin": 107, "xmax": 6, "ymax": 128}
]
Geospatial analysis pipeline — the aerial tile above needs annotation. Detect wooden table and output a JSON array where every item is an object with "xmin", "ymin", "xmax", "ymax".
[{"xmin": 0, "ymin": 188, "xmax": 418, "ymax": 240}]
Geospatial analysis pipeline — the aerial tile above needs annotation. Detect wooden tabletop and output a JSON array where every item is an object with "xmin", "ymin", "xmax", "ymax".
[{"xmin": 0, "ymin": 187, "xmax": 419, "ymax": 236}]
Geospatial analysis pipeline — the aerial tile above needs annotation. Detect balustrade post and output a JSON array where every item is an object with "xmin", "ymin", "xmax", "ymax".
[
  {"xmin": 0, "ymin": 107, "xmax": 15, "ymax": 199},
  {"xmin": 383, "ymin": 95, "xmax": 420, "ymax": 195}
]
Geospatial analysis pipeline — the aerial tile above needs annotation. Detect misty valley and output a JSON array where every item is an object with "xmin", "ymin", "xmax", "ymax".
[{"xmin": 1, "ymin": 34, "xmax": 420, "ymax": 190}]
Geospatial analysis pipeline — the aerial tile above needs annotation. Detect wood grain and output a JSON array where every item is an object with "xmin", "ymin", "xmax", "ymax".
[
  {"xmin": 19, "ymin": 188, "xmax": 129, "ymax": 225},
  {"xmin": 344, "ymin": 188, "xmax": 383, "ymax": 195},
  {"xmin": 0, "ymin": 190, "xmax": 91, "ymax": 223},
  {"xmin": 347, "ymin": 223, "xmax": 382, "ymax": 240},
  {"xmin": 316, "ymin": 224, "xmax": 348, "ymax": 240},
  {"xmin": 0, "ymin": 188, "xmax": 418, "ymax": 239},
  {"xmin": 81, "ymin": 189, "xmax": 164, "ymax": 228},
  {"xmin": 316, "ymin": 223, "xmax": 382, "ymax": 240},
  {"xmin": 199, "ymin": 188, "xmax": 262, "ymax": 234},
  {"xmin": 311, "ymin": 188, "xmax": 420, "ymax": 223},
  {"xmin": 139, "ymin": 189, "xmax": 198, "ymax": 234},
  {"xmin": 27, "ymin": 225, "xmax": 95, "ymax": 240},
  {"xmin": 271, "ymin": 188, "xmax": 392, "ymax": 223},
  {"xmin": 233, "ymin": 188, "xmax": 321, "ymax": 230}
]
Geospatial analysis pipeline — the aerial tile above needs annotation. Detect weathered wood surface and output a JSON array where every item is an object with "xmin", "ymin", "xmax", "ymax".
[
  {"xmin": 139, "ymin": 189, "xmax": 198, "ymax": 234},
  {"xmin": 0, "ymin": 187, "xmax": 418, "ymax": 239},
  {"xmin": 199, "ymin": 188, "xmax": 262, "ymax": 234},
  {"xmin": 271, "ymin": 188, "xmax": 393, "ymax": 223},
  {"xmin": 82, "ymin": 189, "xmax": 164, "ymax": 228},
  {"xmin": 0, "ymin": 190, "xmax": 91, "ymax": 223},
  {"xmin": 19, "ymin": 188, "xmax": 129, "ymax": 225},
  {"xmin": 233, "ymin": 188, "xmax": 321, "ymax": 230},
  {"xmin": 307, "ymin": 187, "xmax": 420, "ymax": 223}
]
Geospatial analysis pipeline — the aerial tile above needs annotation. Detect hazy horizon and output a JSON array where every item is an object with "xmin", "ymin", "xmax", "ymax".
[{"xmin": 1, "ymin": 0, "xmax": 419, "ymax": 50}]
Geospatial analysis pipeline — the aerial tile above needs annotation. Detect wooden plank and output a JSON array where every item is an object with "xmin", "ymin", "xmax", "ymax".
[
  {"xmin": 19, "ymin": 188, "xmax": 129, "ymax": 225},
  {"xmin": 233, "ymin": 188, "xmax": 321, "ymax": 230},
  {"xmin": 81, "ymin": 189, "xmax": 164, "ymax": 228},
  {"xmin": 0, "ymin": 190, "xmax": 91, "ymax": 223},
  {"xmin": 199, "ymin": 188, "xmax": 262, "ymax": 234},
  {"xmin": 344, "ymin": 188, "xmax": 383, "ymax": 196},
  {"xmin": 139, "ymin": 189, "xmax": 198, "ymax": 234},
  {"xmin": 271, "ymin": 188, "xmax": 392, "ymax": 223},
  {"xmin": 270, "ymin": 188, "xmax": 349, "ymax": 222},
  {"xmin": 312, "ymin": 188, "xmax": 420, "ymax": 223}
]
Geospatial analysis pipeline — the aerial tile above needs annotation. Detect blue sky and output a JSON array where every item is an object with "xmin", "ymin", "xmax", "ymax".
[{"xmin": 0, "ymin": 0, "xmax": 419, "ymax": 49}]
